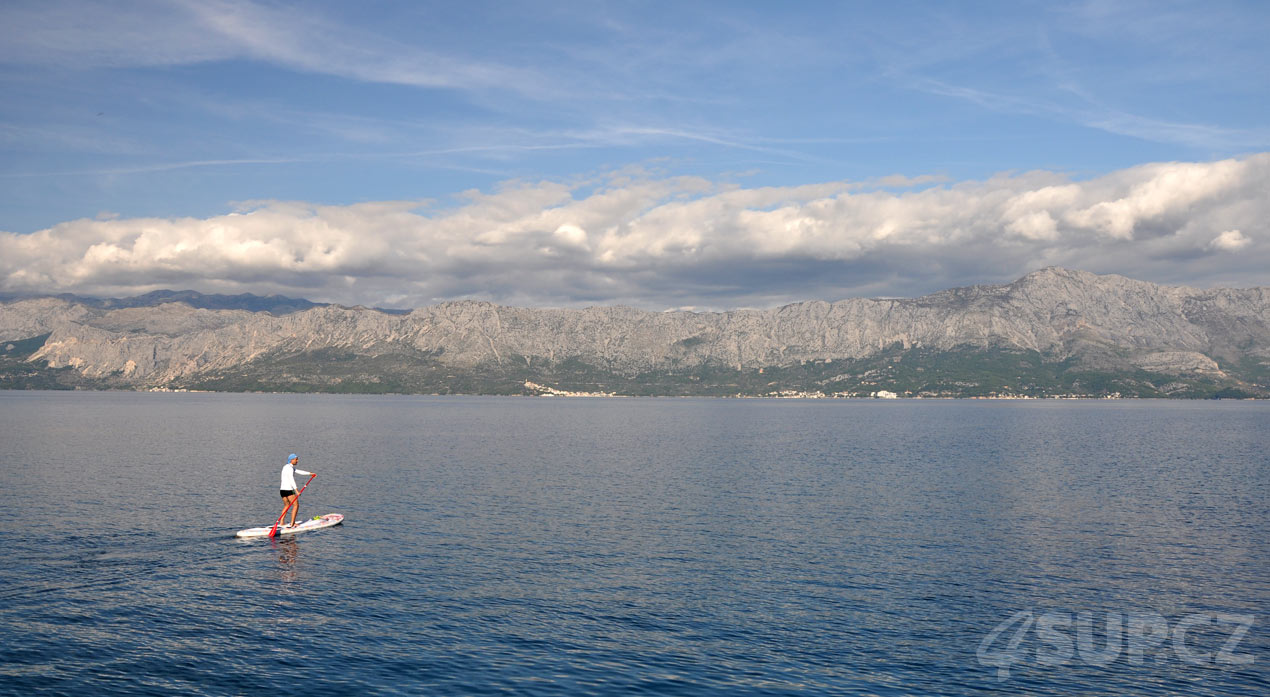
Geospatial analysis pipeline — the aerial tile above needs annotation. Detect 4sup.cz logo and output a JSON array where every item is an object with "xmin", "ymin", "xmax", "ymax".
[{"xmin": 977, "ymin": 610, "xmax": 1256, "ymax": 680}]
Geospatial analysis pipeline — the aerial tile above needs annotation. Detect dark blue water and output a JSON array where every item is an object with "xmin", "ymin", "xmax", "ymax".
[{"xmin": 1, "ymin": 392, "xmax": 1266, "ymax": 695}]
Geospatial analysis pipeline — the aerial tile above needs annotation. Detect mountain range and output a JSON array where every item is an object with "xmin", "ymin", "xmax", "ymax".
[{"xmin": 2, "ymin": 268, "xmax": 1267, "ymax": 398}]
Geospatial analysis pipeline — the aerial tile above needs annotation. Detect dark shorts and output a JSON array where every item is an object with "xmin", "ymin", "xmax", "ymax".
[{"xmin": 280, "ymin": 489, "xmax": 296, "ymax": 498}]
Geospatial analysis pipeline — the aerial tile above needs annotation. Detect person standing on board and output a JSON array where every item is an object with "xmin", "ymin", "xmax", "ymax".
[{"xmin": 279, "ymin": 454, "xmax": 315, "ymax": 528}]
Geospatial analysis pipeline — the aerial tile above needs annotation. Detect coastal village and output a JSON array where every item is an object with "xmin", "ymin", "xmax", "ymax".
[{"xmin": 524, "ymin": 381, "xmax": 1125, "ymax": 400}]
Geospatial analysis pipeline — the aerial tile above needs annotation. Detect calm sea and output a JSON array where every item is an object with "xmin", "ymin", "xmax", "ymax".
[{"xmin": 0, "ymin": 392, "xmax": 1266, "ymax": 695}]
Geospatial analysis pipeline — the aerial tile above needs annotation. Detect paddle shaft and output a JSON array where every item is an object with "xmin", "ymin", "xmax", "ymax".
[{"xmin": 269, "ymin": 473, "xmax": 316, "ymax": 538}]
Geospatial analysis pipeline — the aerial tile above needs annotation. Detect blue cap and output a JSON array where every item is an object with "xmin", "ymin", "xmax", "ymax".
[{"xmin": 288, "ymin": 453, "xmax": 298, "ymax": 461}]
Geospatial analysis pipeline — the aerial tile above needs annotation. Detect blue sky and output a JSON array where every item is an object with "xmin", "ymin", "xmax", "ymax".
[{"xmin": 1, "ymin": 1, "xmax": 1267, "ymax": 308}]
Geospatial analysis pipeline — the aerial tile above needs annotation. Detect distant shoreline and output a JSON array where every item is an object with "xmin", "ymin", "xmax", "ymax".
[{"xmin": 1, "ymin": 387, "xmax": 1263, "ymax": 402}]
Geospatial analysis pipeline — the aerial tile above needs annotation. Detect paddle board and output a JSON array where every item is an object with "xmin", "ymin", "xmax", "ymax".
[{"xmin": 236, "ymin": 513, "xmax": 344, "ymax": 538}]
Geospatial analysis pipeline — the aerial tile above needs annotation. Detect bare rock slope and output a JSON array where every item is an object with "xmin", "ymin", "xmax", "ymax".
[{"xmin": 3, "ymin": 268, "xmax": 1267, "ymax": 394}]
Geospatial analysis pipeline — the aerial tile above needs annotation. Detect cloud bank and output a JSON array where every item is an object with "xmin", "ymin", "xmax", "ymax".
[{"xmin": 3, "ymin": 155, "xmax": 1267, "ymax": 309}]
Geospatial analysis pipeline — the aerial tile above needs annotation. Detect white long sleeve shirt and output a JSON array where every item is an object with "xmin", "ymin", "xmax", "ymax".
[{"xmin": 280, "ymin": 463, "xmax": 313, "ymax": 491}]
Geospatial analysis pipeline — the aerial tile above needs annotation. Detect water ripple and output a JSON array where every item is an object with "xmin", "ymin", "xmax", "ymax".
[{"xmin": 1, "ymin": 393, "xmax": 1266, "ymax": 695}]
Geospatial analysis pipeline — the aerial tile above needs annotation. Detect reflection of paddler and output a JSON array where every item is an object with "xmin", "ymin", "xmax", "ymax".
[
  {"xmin": 275, "ymin": 536, "xmax": 299, "ymax": 583},
  {"xmin": 278, "ymin": 454, "xmax": 316, "ymax": 528}
]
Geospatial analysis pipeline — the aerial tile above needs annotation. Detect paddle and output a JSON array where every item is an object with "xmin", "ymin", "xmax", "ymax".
[{"xmin": 269, "ymin": 473, "xmax": 317, "ymax": 538}]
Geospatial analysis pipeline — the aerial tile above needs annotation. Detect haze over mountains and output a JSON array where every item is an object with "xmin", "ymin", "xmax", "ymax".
[
  {"xmin": 2, "ymin": 268, "xmax": 1266, "ymax": 398},
  {"xmin": 0, "ymin": 289, "xmax": 327, "ymax": 315}
]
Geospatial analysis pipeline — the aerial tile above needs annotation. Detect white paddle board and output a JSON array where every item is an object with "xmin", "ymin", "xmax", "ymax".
[{"xmin": 236, "ymin": 513, "xmax": 344, "ymax": 538}]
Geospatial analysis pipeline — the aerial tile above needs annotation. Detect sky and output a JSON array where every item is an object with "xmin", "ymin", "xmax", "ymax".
[{"xmin": 1, "ymin": 0, "xmax": 1267, "ymax": 310}]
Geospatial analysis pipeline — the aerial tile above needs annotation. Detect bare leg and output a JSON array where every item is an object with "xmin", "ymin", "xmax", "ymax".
[
  {"xmin": 278, "ymin": 495, "xmax": 296, "ymax": 527},
  {"xmin": 289, "ymin": 495, "xmax": 300, "ymax": 527}
]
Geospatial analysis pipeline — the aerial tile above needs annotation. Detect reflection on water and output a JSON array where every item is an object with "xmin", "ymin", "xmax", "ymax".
[
  {"xmin": 0, "ymin": 392, "xmax": 1266, "ymax": 696},
  {"xmin": 273, "ymin": 536, "xmax": 300, "ymax": 584}
]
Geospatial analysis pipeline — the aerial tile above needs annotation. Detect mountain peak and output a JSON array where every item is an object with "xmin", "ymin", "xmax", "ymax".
[{"xmin": 1015, "ymin": 266, "xmax": 1099, "ymax": 284}]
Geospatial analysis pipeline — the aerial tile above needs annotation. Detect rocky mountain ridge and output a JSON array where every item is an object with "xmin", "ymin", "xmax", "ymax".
[{"xmin": 2, "ymin": 268, "xmax": 1267, "ymax": 397}]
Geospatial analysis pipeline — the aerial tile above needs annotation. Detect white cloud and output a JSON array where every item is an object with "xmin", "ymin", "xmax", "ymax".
[
  {"xmin": 0, "ymin": 0, "xmax": 541, "ymax": 94},
  {"xmin": 1208, "ymin": 230, "xmax": 1249, "ymax": 252},
  {"xmin": 2, "ymin": 154, "xmax": 1268, "ymax": 308},
  {"xmin": 553, "ymin": 224, "xmax": 589, "ymax": 249}
]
